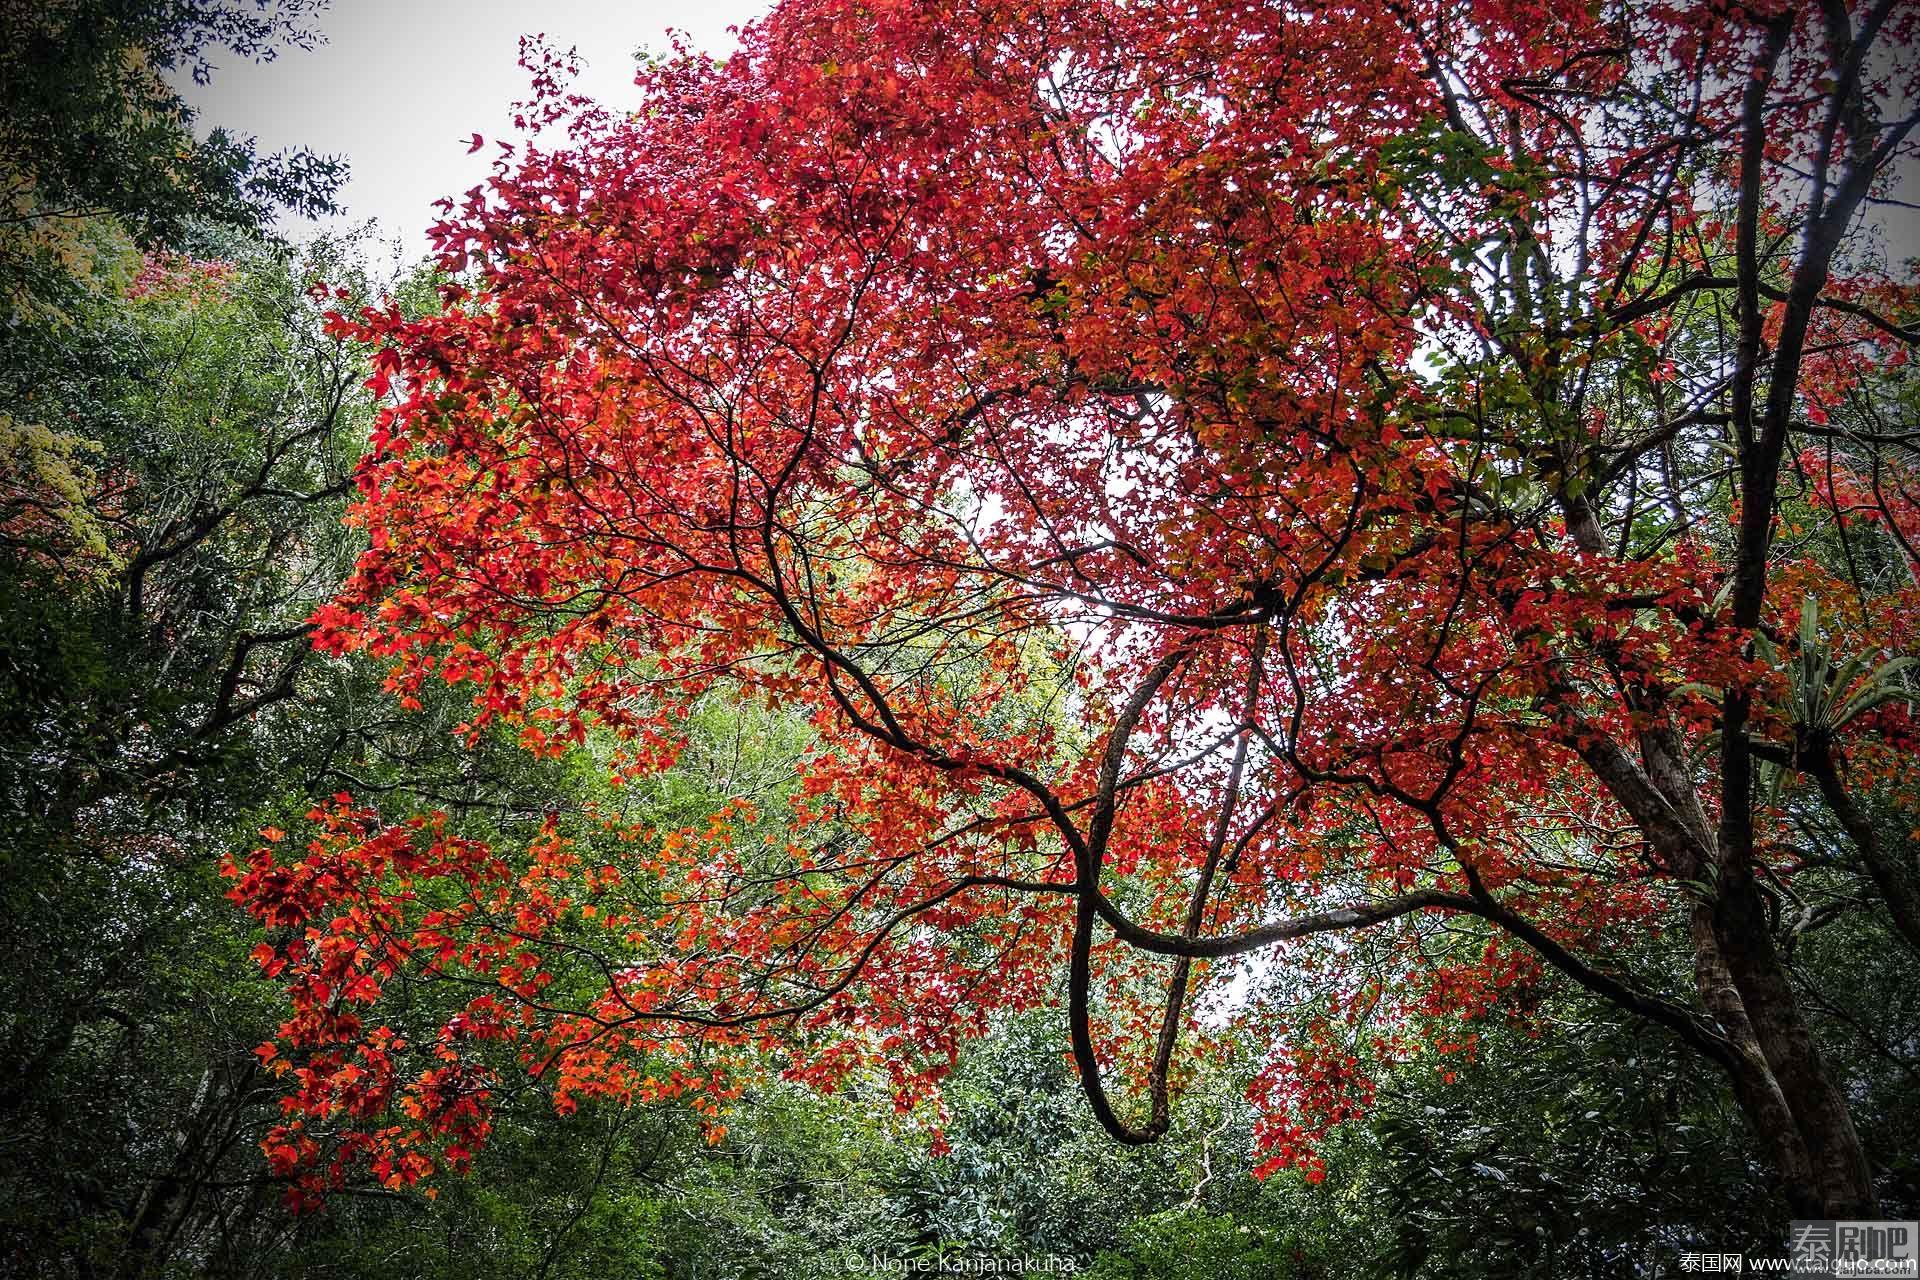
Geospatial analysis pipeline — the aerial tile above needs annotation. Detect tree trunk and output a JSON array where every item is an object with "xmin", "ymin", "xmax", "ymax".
[{"xmin": 1702, "ymin": 872, "xmax": 1879, "ymax": 1218}]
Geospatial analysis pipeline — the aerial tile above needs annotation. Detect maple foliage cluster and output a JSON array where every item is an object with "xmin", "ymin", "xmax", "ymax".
[{"xmin": 223, "ymin": 0, "xmax": 1920, "ymax": 1209}]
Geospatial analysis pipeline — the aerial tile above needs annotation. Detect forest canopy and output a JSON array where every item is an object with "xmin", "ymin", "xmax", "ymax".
[{"xmin": 3, "ymin": 0, "xmax": 1919, "ymax": 1277}]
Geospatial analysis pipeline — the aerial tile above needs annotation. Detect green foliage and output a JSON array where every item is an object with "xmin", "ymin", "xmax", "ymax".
[
  {"xmin": 1084, "ymin": 1209, "xmax": 1298, "ymax": 1280},
  {"xmin": 0, "ymin": 0, "xmax": 344, "ymax": 268},
  {"xmin": 883, "ymin": 1012, "xmax": 1189, "ymax": 1259},
  {"xmin": 273, "ymin": 1106, "xmax": 674, "ymax": 1280},
  {"xmin": 1352, "ymin": 1020, "xmax": 1778, "ymax": 1278}
]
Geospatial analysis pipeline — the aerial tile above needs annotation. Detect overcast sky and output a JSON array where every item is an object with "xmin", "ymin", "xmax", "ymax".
[{"xmin": 178, "ymin": 0, "xmax": 769, "ymax": 257}]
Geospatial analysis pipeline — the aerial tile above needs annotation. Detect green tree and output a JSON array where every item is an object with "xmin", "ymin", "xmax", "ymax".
[{"xmin": 0, "ymin": 0, "xmax": 343, "ymax": 320}]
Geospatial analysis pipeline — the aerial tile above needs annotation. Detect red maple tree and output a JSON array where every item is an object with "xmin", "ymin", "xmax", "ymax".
[{"xmin": 228, "ymin": 0, "xmax": 1920, "ymax": 1217}]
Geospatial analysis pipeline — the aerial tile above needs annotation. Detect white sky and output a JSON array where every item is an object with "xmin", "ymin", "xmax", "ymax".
[{"xmin": 177, "ymin": 0, "xmax": 769, "ymax": 257}]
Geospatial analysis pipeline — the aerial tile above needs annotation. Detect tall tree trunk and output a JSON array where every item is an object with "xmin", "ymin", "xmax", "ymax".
[{"xmin": 1710, "ymin": 871, "xmax": 1879, "ymax": 1218}]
